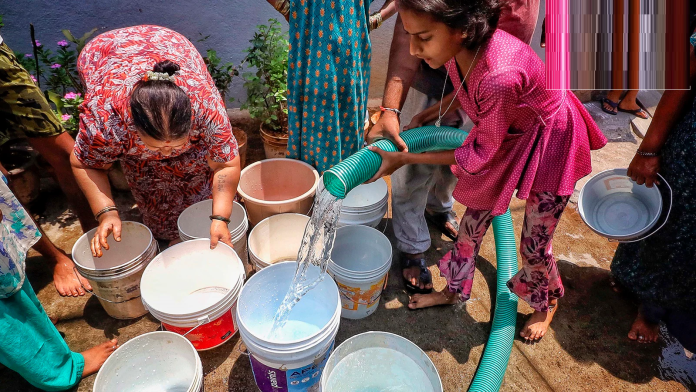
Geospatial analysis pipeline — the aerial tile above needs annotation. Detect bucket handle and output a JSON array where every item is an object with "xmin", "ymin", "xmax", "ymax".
[
  {"xmin": 72, "ymin": 268, "xmax": 140, "ymax": 304},
  {"xmin": 380, "ymin": 218, "xmax": 389, "ymax": 235},
  {"xmin": 611, "ymin": 173, "xmax": 673, "ymax": 243},
  {"xmin": 182, "ymin": 315, "xmax": 211, "ymax": 337},
  {"xmin": 237, "ymin": 341, "xmax": 250, "ymax": 356}
]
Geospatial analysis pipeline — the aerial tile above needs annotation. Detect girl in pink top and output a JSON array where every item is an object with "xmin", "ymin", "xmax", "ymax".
[{"xmin": 369, "ymin": 0, "xmax": 607, "ymax": 341}]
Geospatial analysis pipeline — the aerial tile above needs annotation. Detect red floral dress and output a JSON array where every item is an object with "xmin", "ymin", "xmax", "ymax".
[{"xmin": 74, "ymin": 25, "xmax": 238, "ymax": 240}]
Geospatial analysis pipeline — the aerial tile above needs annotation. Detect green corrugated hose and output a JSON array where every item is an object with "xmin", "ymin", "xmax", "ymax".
[{"xmin": 324, "ymin": 126, "xmax": 519, "ymax": 391}]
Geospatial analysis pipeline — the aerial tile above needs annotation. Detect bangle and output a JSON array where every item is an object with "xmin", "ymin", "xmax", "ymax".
[
  {"xmin": 210, "ymin": 215, "xmax": 231, "ymax": 224},
  {"xmin": 369, "ymin": 12, "xmax": 383, "ymax": 31},
  {"xmin": 95, "ymin": 206, "xmax": 118, "ymax": 220},
  {"xmin": 380, "ymin": 106, "xmax": 401, "ymax": 116},
  {"xmin": 636, "ymin": 150, "xmax": 660, "ymax": 157},
  {"xmin": 274, "ymin": 0, "xmax": 290, "ymax": 16}
]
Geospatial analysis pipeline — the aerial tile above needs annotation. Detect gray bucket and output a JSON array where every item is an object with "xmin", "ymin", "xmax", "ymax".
[
  {"xmin": 72, "ymin": 221, "xmax": 157, "ymax": 319},
  {"xmin": 579, "ymin": 168, "xmax": 672, "ymax": 242},
  {"xmin": 177, "ymin": 200, "xmax": 249, "ymax": 266}
]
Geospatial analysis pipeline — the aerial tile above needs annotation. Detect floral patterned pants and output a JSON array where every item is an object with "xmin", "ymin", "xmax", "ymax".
[{"xmin": 439, "ymin": 192, "xmax": 570, "ymax": 312}]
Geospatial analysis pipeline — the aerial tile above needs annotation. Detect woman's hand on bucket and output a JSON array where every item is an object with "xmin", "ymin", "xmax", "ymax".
[
  {"xmin": 210, "ymin": 219, "xmax": 233, "ymax": 250},
  {"xmin": 627, "ymin": 153, "xmax": 661, "ymax": 188},
  {"xmin": 92, "ymin": 211, "xmax": 121, "ymax": 257}
]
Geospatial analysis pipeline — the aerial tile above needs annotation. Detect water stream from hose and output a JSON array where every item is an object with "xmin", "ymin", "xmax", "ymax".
[{"xmin": 268, "ymin": 185, "xmax": 342, "ymax": 338}]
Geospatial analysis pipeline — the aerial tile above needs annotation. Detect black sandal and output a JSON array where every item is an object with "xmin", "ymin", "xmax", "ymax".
[
  {"xmin": 601, "ymin": 98, "xmax": 619, "ymax": 115},
  {"xmin": 402, "ymin": 258, "xmax": 433, "ymax": 294},
  {"xmin": 617, "ymin": 106, "xmax": 649, "ymax": 119},
  {"xmin": 425, "ymin": 209, "xmax": 459, "ymax": 241}
]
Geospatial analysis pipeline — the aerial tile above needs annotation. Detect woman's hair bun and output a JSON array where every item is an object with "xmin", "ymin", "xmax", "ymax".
[{"xmin": 152, "ymin": 60, "xmax": 180, "ymax": 76}]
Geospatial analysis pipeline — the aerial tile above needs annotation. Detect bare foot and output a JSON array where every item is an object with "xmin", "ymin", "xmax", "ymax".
[
  {"xmin": 53, "ymin": 251, "xmax": 92, "ymax": 297},
  {"xmin": 628, "ymin": 309, "xmax": 659, "ymax": 344},
  {"xmin": 403, "ymin": 254, "xmax": 433, "ymax": 291},
  {"xmin": 520, "ymin": 300, "xmax": 558, "ymax": 341},
  {"xmin": 81, "ymin": 339, "xmax": 118, "ymax": 377},
  {"xmin": 408, "ymin": 290, "xmax": 458, "ymax": 310}
]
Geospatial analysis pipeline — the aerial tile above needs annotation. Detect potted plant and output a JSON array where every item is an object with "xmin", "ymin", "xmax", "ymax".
[
  {"xmin": 203, "ymin": 48, "xmax": 237, "ymax": 105},
  {"xmin": 240, "ymin": 19, "xmax": 289, "ymax": 159},
  {"xmin": 202, "ymin": 48, "xmax": 249, "ymax": 168}
]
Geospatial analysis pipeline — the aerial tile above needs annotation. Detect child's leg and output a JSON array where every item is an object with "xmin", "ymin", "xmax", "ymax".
[
  {"xmin": 507, "ymin": 191, "xmax": 570, "ymax": 340},
  {"xmin": 409, "ymin": 207, "xmax": 494, "ymax": 309},
  {"xmin": 0, "ymin": 282, "xmax": 84, "ymax": 391}
]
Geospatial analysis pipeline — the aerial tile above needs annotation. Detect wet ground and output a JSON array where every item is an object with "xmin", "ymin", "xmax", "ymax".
[{"xmin": 1, "ymin": 106, "xmax": 694, "ymax": 391}]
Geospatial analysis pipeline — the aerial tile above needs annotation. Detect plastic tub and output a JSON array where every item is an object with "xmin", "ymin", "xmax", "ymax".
[
  {"xmin": 236, "ymin": 262, "xmax": 340, "ymax": 391},
  {"xmin": 72, "ymin": 221, "xmax": 157, "ymax": 319},
  {"xmin": 237, "ymin": 158, "xmax": 319, "ymax": 226},
  {"xmin": 140, "ymin": 239, "xmax": 245, "ymax": 351},
  {"xmin": 178, "ymin": 200, "xmax": 249, "ymax": 265}
]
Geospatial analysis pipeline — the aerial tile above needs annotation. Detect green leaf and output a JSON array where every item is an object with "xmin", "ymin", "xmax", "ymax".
[
  {"xmin": 61, "ymin": 29, "xmax": 76, "ymax": 43},
  {"xmin": 47, "ymin": 90, "xmax": 64, "ymax": 112},
  {"xmin": 78, "ymin": 28, "xmax": 98, "ymax": 43}
]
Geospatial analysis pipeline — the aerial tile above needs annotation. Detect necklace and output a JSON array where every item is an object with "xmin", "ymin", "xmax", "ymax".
[{"xmin": 436, "ymin": 45, "xmax": 481, "ymax": 127}]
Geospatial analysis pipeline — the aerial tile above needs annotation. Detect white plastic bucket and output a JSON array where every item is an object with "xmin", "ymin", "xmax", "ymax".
[
  {"xmin": 177, "ymin": 199, "xmax": 249, "ymax": 265},
  {"xmin": 72, "ymin": 221, "xmax": 157, "ymax": 319},
  {"xmin": 338, "ymin": 178, "xmax": 388, "ymax": 228},
  {"xmin": 236, "ymin": 262, "xmax": 340, "ymax": 392},
  {"xmin": 94, "ymin": 331, "xmax": 203, "ymax": 392},
  {"xmin": 329, "ymin": 225, "xmax": 392, "ymax": 319},
  {"xmin": 248, "ymin": 213, "xmax": 309, "ymax": 271},
  {"xmin": 140, "ymin": 239, "xmax": 246, "ymax": 351},
  {"xmin": 321, "ymin": 331, "xmax": 443, "ymax": 392},
  {"xmin": 579, "ymin": 168, "xmax": 665, "ymax": 241}
]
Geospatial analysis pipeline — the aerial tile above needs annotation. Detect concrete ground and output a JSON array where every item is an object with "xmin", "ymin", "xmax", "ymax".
[{"xmin": 2, "ymin": 103, "xmax": 695, "ymax": 391}]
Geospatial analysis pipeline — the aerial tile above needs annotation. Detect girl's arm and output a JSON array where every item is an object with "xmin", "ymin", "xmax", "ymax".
[
  {"xmin": 208, "ymin": 156, "xmax": 241, "ymax": 249},
  {"xmin": 366, "ymin": 147, "xmax": 456, "ymax": 182}
]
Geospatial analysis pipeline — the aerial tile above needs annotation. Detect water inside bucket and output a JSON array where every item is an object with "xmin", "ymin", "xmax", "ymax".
[
  {"xmin": 325, "ymin": 347, "xmax": 434, "ymax": 392},
  {"xmin": 594, "ymin": 193, "xmax": 649, "ymax": 234},
  {"xmin": 239, "ymin": 262, "xmax": 336, "ymax": 343},
  {"xmin": 268, "ymin": 186, "xmax": 342, "ymax": 338}
]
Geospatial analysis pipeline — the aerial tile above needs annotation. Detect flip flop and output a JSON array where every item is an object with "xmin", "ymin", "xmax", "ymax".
[
  {"xmin": 402, "ymin": 257, "xmax": 433, "ymax": 295},
  {"xmin": 618, "ymin": 106, "xmax": 649, "ymax": 119},
  {"xmin": 601, "ymin": 98, "xmax": 619, "ymax": 115},
  {"xmin": 425, "ymin": 209, "xmax": 459, "ymax": 241}
]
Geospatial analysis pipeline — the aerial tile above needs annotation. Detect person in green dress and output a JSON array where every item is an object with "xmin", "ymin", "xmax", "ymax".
[{"xmin": 266, "ymin": 0, "xmax": 396, "ymax": 173}]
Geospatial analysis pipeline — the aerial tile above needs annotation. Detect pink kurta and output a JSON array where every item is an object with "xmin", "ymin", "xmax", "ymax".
[{"xmin": 447, "ymin": 29, "xmax": 607, "ymax": 215}]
